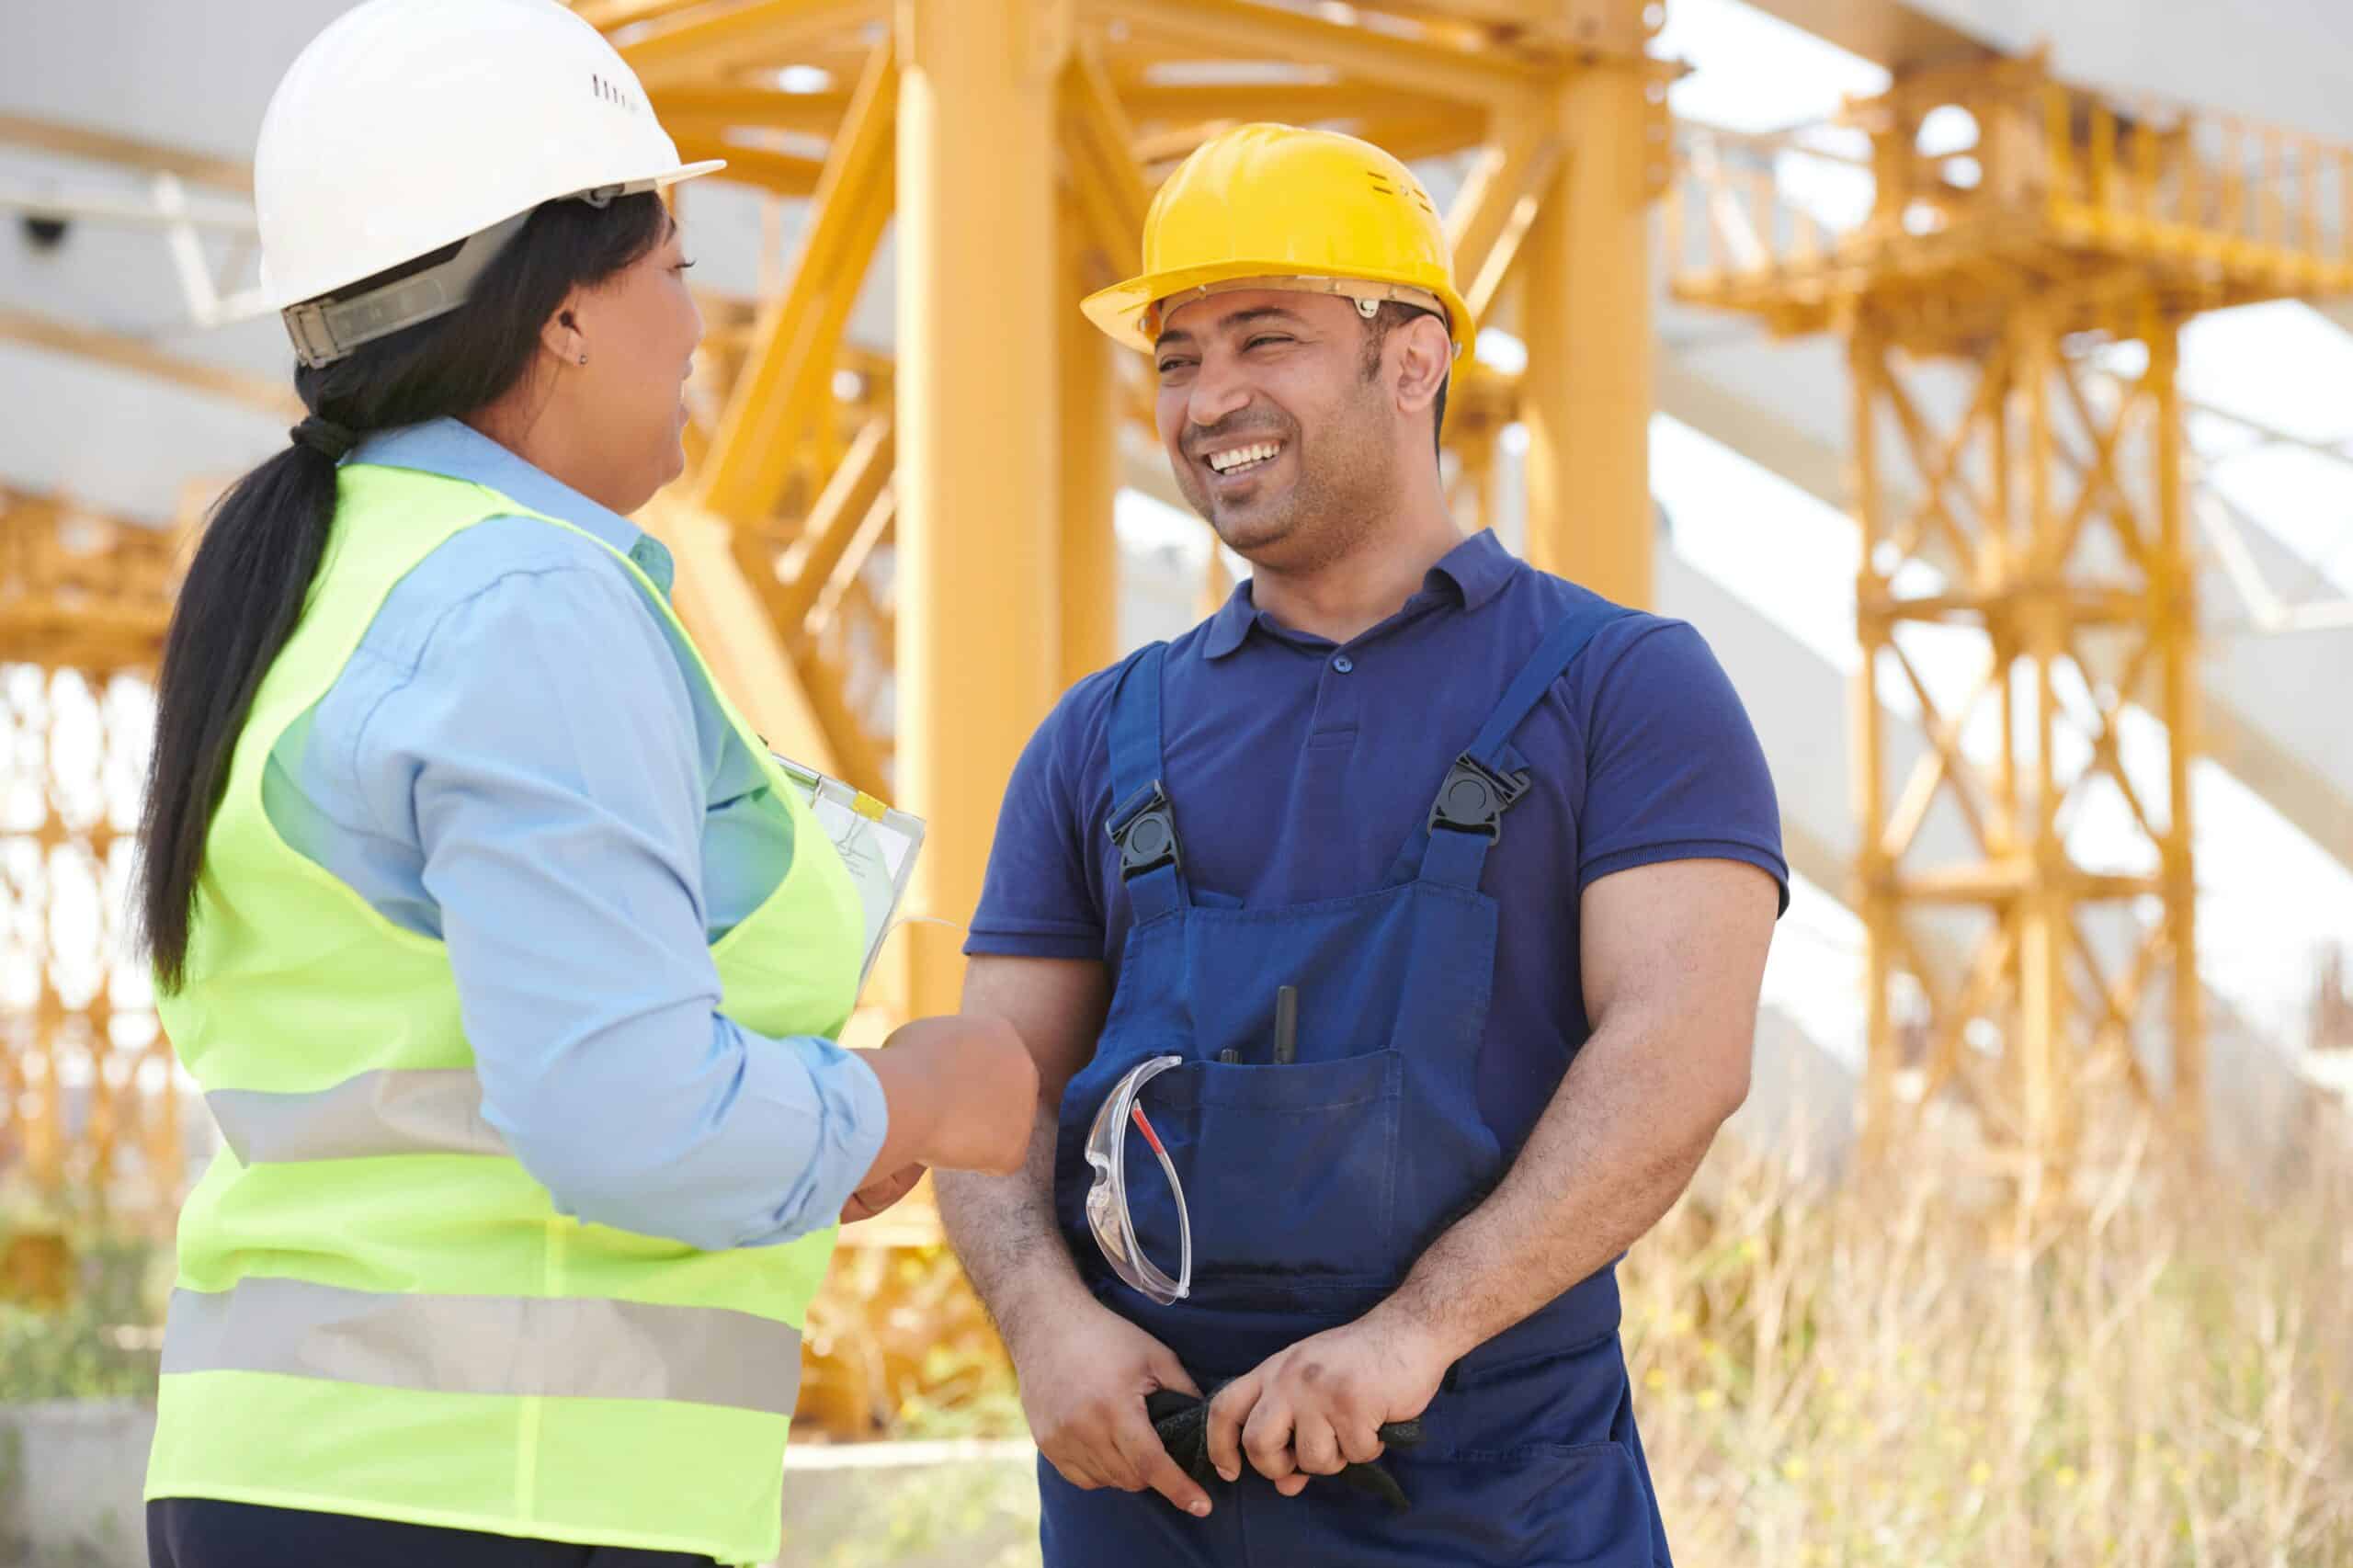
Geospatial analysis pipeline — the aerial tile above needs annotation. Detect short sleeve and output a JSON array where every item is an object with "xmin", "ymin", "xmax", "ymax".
[
  {"xmin": 1575, "ymin": 620, "xmax": 1789, "ymax": 912},
  {"xmin": 965, "ymin": 687, "xmax": 1106, "ymax": 959}
]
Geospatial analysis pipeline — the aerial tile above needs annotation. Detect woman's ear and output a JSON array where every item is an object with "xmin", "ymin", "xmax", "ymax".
[{"xmin": 541, "ymin": 294, "xmax": 589, "ymax": 367}]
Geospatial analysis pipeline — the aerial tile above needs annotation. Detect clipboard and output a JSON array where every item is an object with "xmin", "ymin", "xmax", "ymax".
[{"xmin": 769, "ymin": 753, "xmax": 926, "ymax": 994}]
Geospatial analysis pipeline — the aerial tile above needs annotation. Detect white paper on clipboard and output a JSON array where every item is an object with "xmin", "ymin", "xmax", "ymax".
[{"xmin": 769, "ymin": 753, "xmax": 926, "ymax": 993}]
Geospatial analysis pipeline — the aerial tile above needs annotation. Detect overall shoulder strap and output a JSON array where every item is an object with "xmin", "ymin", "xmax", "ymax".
[
  {"xmin": 1104, "ymin": 644, "xmax": 1188, "ymax": 921},
  {"xmin": 1398, "ymin": 597, "xmax": 1636, "ymax": 890}
]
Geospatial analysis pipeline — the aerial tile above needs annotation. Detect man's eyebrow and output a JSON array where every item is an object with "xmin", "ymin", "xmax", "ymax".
[
  {"xmin": 1156, "ymin": 304, "xmax": 1313, "ymax": 350},
  {"xmin": 1222, "ymin": 306, "xmax": 1309, "ymax": 330}
]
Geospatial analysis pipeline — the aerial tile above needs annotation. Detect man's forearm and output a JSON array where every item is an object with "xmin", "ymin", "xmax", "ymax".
[
  {"xmin": 1370, "ymin": 1018, "xmax": 1736, "ymax": 1362},
  {"xmin": 936, "ymin": 1105, "xmax": 1091, "ymax": 1350}
]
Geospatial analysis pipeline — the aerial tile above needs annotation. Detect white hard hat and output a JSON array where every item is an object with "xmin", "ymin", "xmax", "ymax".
[{"xmin": 256, "ymin": 0, "xmax": 722, "ymax": 367}]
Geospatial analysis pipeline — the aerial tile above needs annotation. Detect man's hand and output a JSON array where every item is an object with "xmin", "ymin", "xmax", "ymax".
[
  {"xmin": 839, "ymin": 1164, "xmax": 926, "ymax": 1224},
  {"xmin": 1012, "ymin": 1298, "xmax": 1214, "ymax": 1518},
  {"xmin": 1205, "ymin": 1311, "xmax": 1453, "ymax": 1496}
]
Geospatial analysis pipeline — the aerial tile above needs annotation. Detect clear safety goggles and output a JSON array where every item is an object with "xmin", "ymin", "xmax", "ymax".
[{"xmin": 1084, "ymin": 1053, "xmax": 1192, "ymax": 1306}]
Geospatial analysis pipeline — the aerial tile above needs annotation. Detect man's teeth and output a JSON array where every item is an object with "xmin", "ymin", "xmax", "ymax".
[{"xmin": 1207, "ymin": 441, "xmax": 1280, "ymax": 474}]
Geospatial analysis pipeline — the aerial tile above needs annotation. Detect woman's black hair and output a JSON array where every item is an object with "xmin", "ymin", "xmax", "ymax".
[{"xmin": 139, "ymin": 193, "xmax": 671, "ymax": 990}]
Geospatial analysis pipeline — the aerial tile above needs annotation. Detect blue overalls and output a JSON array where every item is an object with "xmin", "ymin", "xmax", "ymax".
[{"xmin": 1046, "ymin": 603, "xmax": 1675, "ymax": 1568}]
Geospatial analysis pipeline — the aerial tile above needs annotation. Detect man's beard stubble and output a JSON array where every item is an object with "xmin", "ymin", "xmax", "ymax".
[{"xmin": 1181, "ymin": 397, "xmax": 1399, "ymax": 577}]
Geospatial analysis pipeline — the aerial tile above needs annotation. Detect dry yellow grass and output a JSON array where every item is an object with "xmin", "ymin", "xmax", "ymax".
[
  {"xmin": 1625, "ymin": 1129, "xmax": 2353, "ymax": 1566},
  {"xmin": 794, "ymin": 1126, "xmax": 2353, "ymax": 1566}
]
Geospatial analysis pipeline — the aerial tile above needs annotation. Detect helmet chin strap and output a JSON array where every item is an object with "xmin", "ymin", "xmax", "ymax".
[
  {"xmin": 280, "ymin": 209, "xmax": 533, "ymax": 369},
  {"xmin": 279, "ymin": 176, "xmax": 642, "ymax": 369}
]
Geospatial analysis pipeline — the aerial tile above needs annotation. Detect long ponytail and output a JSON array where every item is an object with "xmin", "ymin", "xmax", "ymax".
[{"xmin": 139, "ymin": 193, "xmax": 671, "ymax": 989}]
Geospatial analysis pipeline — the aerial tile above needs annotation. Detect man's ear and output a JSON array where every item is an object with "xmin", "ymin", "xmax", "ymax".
[{"xmin": 1392, "ymin": 312, "xmax": 1450, "ymax": 419}]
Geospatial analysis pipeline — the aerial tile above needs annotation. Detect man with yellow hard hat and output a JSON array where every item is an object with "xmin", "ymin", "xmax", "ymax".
[{"xmin": 939, "ymin": 123, "xmax": 1785, "ymax": 1565}]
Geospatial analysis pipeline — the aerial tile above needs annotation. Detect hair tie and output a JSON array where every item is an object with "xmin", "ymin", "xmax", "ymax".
[{"xmin": 290, "ymin": 416, "xmax": 358, "ymax": 461}]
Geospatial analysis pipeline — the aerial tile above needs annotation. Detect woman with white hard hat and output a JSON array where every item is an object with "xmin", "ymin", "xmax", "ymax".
[{"xmin": 137, "ymin": 2, "xmax": 1036, "ymax": 1563}]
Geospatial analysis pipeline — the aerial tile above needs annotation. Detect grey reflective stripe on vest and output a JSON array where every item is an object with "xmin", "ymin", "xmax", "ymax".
[
  {"xmin": 207, "ymin": 1069, "xmax": 508, "ymax": 1163},
  {"xmin": 163, "ymin": 1278, "xmax": 803, "ymax": 1416}
]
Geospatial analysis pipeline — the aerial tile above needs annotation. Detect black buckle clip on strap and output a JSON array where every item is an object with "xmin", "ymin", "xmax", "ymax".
[
  {"xmin": 1427, "ymin": 753, "xmax": 1530, "ymax": 841},
  {"xmin": 1108, "ymin": 780, "xmax": 1183, "ymax": 878}
]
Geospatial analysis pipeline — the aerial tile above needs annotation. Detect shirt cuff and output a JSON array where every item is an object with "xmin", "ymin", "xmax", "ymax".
[
  {"xmin": 1579, "ymin": 838, "xmax": 1791, "ymax": 914},
  {"xmin": 963, "ymin": 926, "xmax": 1105, "ymax": 960},
  {"xmin": 756, "ymin": 1033, "xmax": 892, "ymax": 1243}
]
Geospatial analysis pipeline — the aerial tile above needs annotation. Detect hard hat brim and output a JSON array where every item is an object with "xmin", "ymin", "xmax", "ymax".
[
  {"xmin": 264, "ymin": 157, "xmax": 727, "ymax": 313},
  {"xmin": 1083, "ymin": 258, "xmax": 1475, "ymax": 363}
]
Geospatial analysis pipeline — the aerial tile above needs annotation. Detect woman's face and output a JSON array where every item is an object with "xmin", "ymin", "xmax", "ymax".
[{"xmin": 556, "ymin": 212, "xmax": 705, "ymax": 514}]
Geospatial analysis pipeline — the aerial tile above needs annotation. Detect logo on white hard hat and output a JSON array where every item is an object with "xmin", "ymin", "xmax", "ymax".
[{"xmin": 590, "ymin": 74, "xmax": 641, "ymax": 115}]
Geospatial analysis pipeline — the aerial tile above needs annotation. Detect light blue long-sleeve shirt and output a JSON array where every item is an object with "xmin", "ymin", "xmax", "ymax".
[{"xmin": 258, "ymin": 416, "xmax": 887, "ymax": 1251}]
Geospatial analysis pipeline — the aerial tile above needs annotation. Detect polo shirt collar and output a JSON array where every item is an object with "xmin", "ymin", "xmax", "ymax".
[
  {"xmin": 1427, "ymin": 528, "xmax": 1517, "ymax": 611},
  {"xmin": 1201, "ymin": 528, "xmax": 1518, "ymax": 660},
  {"xmin": 1202, "ymin": 580, "xmax": 1263, "ymax": 659}
]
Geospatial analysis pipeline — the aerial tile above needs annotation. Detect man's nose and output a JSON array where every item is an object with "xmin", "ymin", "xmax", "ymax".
[{"xmin": 1188, "ymin": 360, "xmax": 1253, "ymax": 432}]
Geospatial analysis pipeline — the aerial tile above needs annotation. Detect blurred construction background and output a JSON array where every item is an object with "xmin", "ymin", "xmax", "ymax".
[{"xmin": 4, "ymin": 2, "xmax": 2352, "ymax": 1564}]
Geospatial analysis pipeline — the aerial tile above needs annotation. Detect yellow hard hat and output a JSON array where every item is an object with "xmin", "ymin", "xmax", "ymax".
[{"xmin": 1083, "ymin": 122, "xmax": 1475, "ymax": 361}]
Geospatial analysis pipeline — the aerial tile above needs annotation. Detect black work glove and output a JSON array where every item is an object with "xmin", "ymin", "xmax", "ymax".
[{"xmin": 1145, "ymin": 1380, "xmax": 1425, "ymax": 1514}]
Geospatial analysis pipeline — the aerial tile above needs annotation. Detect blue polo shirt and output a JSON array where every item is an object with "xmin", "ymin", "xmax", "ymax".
[{"xmin": 968, "ymin": 529, "xmax": 1787, "ymax": 1150}]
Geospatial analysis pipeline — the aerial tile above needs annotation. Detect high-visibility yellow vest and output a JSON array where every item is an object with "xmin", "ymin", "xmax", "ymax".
[{"xmin": 146, "ymin": 461, "xmax": 865, "ymax": 1566}]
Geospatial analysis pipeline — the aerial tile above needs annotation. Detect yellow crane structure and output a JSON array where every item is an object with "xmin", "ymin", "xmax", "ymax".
[
  {"xmin": 1670, "ymin": 51, "xmax": 2353, "ymax": 1192},
  {"xmin": 594, "ymin": 0, "xmax": 1677, "ymax": 1027},
  {"xmin": 0, "ymin": 490, "xmax": 183, "ymax": 1229},
  {"xmin": 0, "ymin": 0, "xmax": 1677, "ymax": 1234},
  {"xmin": 6, "ymin": 0, "xmax": 2352, "ymax": 1239}
]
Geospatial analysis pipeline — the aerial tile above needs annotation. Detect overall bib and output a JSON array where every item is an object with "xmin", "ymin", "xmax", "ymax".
[{"xmin": 1046, "ymin": 605, "xmax": 1674, "ymax": 1568}]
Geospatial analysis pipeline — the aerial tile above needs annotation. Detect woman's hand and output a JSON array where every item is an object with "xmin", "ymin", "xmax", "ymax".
[
  {"xmin": 858, "ymin": 1014, "xmax": 1040, "ymax": 1182},
  {"xmin": 840, "ymin": 1163, "xmax": 926, "ymax": 1224}
]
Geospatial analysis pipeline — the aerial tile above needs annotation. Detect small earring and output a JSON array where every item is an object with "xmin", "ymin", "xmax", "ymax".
[{"xmin": 577, "ymin": 352, "xmax": 588, "ymax": 365}]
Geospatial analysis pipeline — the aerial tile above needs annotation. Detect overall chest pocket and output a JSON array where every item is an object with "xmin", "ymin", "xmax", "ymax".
[{"xmin": 1124, "ymin": 1049, "xmax": 1403, "ymax": 1291}]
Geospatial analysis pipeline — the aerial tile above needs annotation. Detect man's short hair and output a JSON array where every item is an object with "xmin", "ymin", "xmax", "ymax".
[{"xmin": 1359, "ymin": 301, "xmax": 1449, "ymax": 464}]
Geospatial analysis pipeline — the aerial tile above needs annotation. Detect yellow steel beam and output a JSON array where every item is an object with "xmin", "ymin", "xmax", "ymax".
[
  {"xmin": 1091, "ymin": 0, "xmax": 1550, "ymax": 103},
  {"xmin": 774, "ymin": 415, "xmax": 895, "ymax": 628},
  {"xmin": 1735, "ymin": 0, "xmax": 1993, "ymax": 74},
  {"xmin": 1349, "ymin": 0, "xmax": 1575, "ymax": 32},
  {"xmin": 620, "ymin": 0, "xmax": 884, "ymax": 86},
  {"xmin": 896, "ymin": 0, "xmax": 1063, "ymax": 1016},
  {"xmin": 673, "ymin": 140, "xmax": 829, "ymax": 197},
  {"xmin": 0, "ymin": 308, "xmax": 298, "ymax": 416},
  {"xmin": 1850, "ymin": 313, "xmax": 1896, "ymax": 1167},
  {"xmin": 1136, "ymin": 111, "xmax": 1483, "ymax": 172},
  {"xmin": 1327, "ymin": 114, "xmax": 1489, "ymax": 164},
  {"xmin": 638, "ymin": 496, "xmax": 844, "ymax": 775},
  {"xmin": 653, "ymin": 85, "xmax": 853, "ymax": 136},
  {"xmin": 1059, "ymin": 203, "xmax": 1121, "ymax": 688},
  {"xmin": 1520, "ymin": 34, "xmax": 1655, "ymax": 608},
  {"xmin": 573, "ymin": 0, "xmax": 710, "ymax": 29},
  {"xmin": 1062, "ymin": 47, "xmax": 1153, "ymax": 282},
  {"xmin": 696, "ymin": 45, "xmax": 898, "ymax": 526},
  {"xmin": 1113, "ymin": 80, "xmax": 1464, "ymax": 127},
  {"xmin": 1445, "ymin": 107, "xmax": 1563, "ymax": 324},
  {"xmin": 2147, "ymin": 316, "xmax": 2203, "ymax": 1158},
  {"xmin": 0, "ymin": 111, "xmax": 253, "ymax": 194}
]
